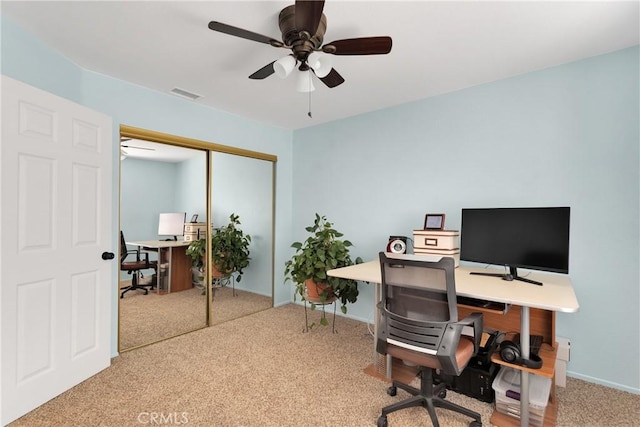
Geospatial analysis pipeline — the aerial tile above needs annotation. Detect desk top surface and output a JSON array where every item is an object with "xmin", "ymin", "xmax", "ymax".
[
  {"xmin": 327, "ymin": 256, "xmax": 579, "ymax": 313},
  {"xmin": 127, "ymin": 240, "xmax": 191, "ymax": 248}
]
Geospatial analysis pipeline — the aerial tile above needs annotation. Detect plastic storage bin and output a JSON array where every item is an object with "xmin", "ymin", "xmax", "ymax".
[{"xmin": 492, "ymin": 367, "xmax": 551, "ymax": 427}]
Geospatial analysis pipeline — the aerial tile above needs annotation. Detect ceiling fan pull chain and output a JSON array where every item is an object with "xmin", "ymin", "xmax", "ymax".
[{"xmin": 307, "ymin": 86, "xmax": 313, "ymax": 118}]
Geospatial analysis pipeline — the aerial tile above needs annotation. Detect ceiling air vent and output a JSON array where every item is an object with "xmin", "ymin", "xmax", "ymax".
[{"xmin": 170, "ymin": 87, "xmax": 202, "ymax": 101}]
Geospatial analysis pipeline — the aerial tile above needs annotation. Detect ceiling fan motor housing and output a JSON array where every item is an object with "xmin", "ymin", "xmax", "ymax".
[{"xmin": 278, "ymin": 5, "xmax": 327, "ymax": 62}]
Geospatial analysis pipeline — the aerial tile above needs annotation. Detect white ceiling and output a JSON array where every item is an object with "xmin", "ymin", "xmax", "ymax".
[{"xmin": 2, "ymin": 1, "xmax": 638, "ymax": 130}]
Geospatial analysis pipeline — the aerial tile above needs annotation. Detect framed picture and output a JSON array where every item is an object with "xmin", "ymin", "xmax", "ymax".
[
  {"xmin": 424, "ymin": 213, "xmax": 445, "ymax": 230},
  {"xmin": 190, "ymin": 214, "xmax": 199, "ymax": 223}
]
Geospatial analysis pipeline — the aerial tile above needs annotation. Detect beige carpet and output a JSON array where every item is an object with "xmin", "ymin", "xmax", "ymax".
[
  {"xmin": 119, "ymin": 286, "xmax": 207, "ymax": 350},
  {"xmin": 210, "ymin": 286, "xmax": 273, "ymax": 326},
  {"xmin": 119, "ymin": 282, "xmax": 272, "ymax": 350},
  {"xmin": 11, "ymin": 304, "xmax": 639, "ymax": 427}
]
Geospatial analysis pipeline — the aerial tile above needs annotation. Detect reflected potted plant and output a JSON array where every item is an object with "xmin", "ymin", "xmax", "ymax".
[
  {"xmin": 185, "ymin": 237, "xmax": 207, "ymax": 288},
  {"xmin": 284, "ymin": 213, "xmax": 361, "ymax": 327},
  {"xmin": 186, "ymin": 213, "xmax": 251, "ymax": 284}
]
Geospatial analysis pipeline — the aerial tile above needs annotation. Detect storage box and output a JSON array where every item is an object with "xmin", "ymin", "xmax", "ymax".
[
  {"xmin": 184, "ymin": 222, "xmax": 207, "ymax": 233},
  {"xmin": 183, "ymin": 222, "xmax": 207, "ymax": 242},
  {"xmin": 413, "ymin": 229, "xmax": 459, "ymax": 251},
  {"xmin": 492, "ymin": 367, "xmax": 551, "ymax": 427},
  {"xmin": 414, "ymin": 248, "xmax": 460, "ymax": 267},
  {"xmin": 183, "ymin": 233, "xmax": 200, "ymax": 242}
]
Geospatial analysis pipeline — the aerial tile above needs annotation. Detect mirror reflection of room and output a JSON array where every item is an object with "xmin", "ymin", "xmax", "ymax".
[
  {"xmin": 118, "ymin": 134, "xmax": 276, "ymax": 352},
  {"xmin": 119, "ymin": 139, "xmax": 208, "ymax": 351}
]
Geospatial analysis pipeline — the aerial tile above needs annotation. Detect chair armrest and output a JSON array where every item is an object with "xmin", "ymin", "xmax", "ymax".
[
  {"xmin": 123, "ymin": 248, "xmax": 152, "ymax": 267},
  {"xmin": 437, "ymin": 312, "xmax": 483, "ymax": 374},
  {"xmin": 456, "ymin": 312, "xmax": 483, "ymax": 355}
]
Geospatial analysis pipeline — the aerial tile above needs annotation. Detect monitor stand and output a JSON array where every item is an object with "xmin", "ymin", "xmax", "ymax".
[{"xmin": 470, "ymin": 266, "xmax": 543, "ymax": 286}]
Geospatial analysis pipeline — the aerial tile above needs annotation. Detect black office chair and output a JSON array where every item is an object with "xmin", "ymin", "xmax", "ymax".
[
  {"xmin": 376, "ymin": 252, "xmax": 483, "ymax": 427},
  {"xmin": 120, "ymin": 231, "xmax": 157, "ymax": 298}
]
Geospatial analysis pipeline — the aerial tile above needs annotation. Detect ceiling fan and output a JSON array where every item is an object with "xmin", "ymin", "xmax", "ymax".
[
  {"xmin": 208, "ymin": 0, "xmax": 392, "ymax": 90},
  {"xmin": 120, "ymin": 138, "xmax": 155, "ymax": 159}
]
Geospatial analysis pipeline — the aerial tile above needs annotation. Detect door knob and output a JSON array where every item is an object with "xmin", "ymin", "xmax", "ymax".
[{"xmin": 101, "ymin": 251, "xmax": 115, "ymax": 260}]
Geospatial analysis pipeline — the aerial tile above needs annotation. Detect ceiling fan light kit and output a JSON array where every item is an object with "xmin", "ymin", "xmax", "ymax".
[
  {"xmin": 208, "ymin": 0, "xmax": 392, "ymax": 92},
  {"xmin": 274, "ymin": 55, "xmax": 297, "ymax": 79},
  {"xmin": 296, "ymin": 70, "xmax": 315, "ymax": 93},
  {"xmin": 307, "ymin": 52, "xmax": 332, "ymax": 78}
]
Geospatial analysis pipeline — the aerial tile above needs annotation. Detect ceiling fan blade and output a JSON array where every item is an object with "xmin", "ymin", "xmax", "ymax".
[
  {"xmin": 249, "ymin": 62, "xmax": 276, "ymax": 80},
  {"xmin": 208, "ymin": 21, "xmax": 283, "ymax": 47},
  {"xmin": 295, "ymin": 0, "xmax": 325, "ymax": 37},
  {"xmin": 121, "ymin": 145, "xmax": 155, "ymax": 151},
  {"xmin": 323, "ymin": 36, "xmax": 392, "ymax": 55},
  {"xmin": 318, "ymin": 68, "xmax": 345, "ymax": 88}
]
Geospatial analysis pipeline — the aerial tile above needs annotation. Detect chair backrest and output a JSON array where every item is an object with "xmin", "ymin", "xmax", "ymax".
[
  {"xmin": 120, "ymin": 231, "xmax": 128, "ymax": 264},
  {"xmin": 378, "ymin": 252, "xmax": 459, "ymax": 356}
]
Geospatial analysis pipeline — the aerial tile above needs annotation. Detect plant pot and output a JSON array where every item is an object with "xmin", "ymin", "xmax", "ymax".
[
  {"xmin": 305, "ymin": 279, "xmax": 337, "ymax": 304},
  {"xmin": 212, "ymin": 265, "xmax": 227, "ymax": 278}
]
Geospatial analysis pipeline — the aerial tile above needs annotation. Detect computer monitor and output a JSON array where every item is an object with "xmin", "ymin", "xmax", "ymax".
[
  {"xmin": 460, "ymin": 207, "xmax": 570, "ymax": 285},
  {"xmin": 158, "ymin": 212, "xmax": 186, "ymax": 241}
]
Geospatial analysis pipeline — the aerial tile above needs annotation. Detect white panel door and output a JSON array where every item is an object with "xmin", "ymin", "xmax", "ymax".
[{"xmin": 1, "ymin": 76, "xmax": 113, "ymax": 424}]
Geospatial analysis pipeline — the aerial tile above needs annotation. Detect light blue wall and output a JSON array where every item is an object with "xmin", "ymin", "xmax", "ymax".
[
  {"xmin": 176, "ymin": 155, "xmax": 207, "ymax": 221},
  {"xmin": 121, "ymin": 158, "xmax": 180, "ymax": 241},
  {"xmin": 2, "ymin": 13, "xmax": 638, "ymax": 393},
  {"xmin": 291, "ymin": 46, "xmax": 639, "ymax": 393}
]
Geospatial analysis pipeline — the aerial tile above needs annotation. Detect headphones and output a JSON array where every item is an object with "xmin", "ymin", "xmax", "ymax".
[{"xmin": 499, "ymin": 340, "xmax": 543, "ymax": 369}]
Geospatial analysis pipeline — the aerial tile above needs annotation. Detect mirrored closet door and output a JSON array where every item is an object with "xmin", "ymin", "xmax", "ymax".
[
  {"xmin": 209, "ymin": 151, "xmax": 274, "ymax": 325},
  {"xmin": 118, "ymin": 126, "xmax": 275, "ymax": 352},
  {"xmin": 118, "ymin": 138, "xmax": 208, "ymax": 351}
]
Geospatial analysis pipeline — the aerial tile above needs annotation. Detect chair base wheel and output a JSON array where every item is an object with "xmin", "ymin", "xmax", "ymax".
[
  {"xmin": 469, "ymin": 421, "xmax": 482, "ymax": 427},
  {"xmin": 377, "ymin": 415, "xmax": 388, "ymax": 427},
  {"xmin": 387, "ymin": 386, "xmax": 397, "ymax": 396}
]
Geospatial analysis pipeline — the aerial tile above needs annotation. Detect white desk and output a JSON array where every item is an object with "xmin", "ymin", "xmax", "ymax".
[
  {"xmin": 127, "ymin": 240, "xmax": 192, "ymax": 293},
  {"xmin": 328, "ymin": 254, "xmax": 579, "ymax": 427}
]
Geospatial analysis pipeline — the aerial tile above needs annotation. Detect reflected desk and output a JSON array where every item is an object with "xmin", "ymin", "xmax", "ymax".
[
  {"xmin": 126, "ymin": 240, "xmax": 192, "ymax": 294},
  {"xmin": 327, "ymin": 255, "xmax": 579, "ymax": 427}
]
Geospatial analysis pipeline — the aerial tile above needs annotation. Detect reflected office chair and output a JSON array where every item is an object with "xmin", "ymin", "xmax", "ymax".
[
  {"xmin": 376, "ymin": 252, "xmax": 483, "ymax": 427},
  {"xmin": 120, "ymin": 231, "xmax": 157, "ymax": 298}
]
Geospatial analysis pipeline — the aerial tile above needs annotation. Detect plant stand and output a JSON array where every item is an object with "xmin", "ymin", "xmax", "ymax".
[
  {"xmin": 211, "ymin": 273, "xmax": 236, "ymax": 300},
  {"xmin": 303, "ymin": 296, "xmax": 337, "ymax": 333}
]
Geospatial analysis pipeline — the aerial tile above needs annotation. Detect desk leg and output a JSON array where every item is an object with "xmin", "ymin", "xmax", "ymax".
[
  {"xmin": 167, "ymin": 247, "xmax": 173, "ymax": 293},
  {"xmin": 373, "ymin": 282, "xmax": 393, "ymax": 378},
  {"xmin": 373, "ymin": 283, "xmax": 381, "ymax": 372},
  {"xmin": 520, "ymin": 306, "xmax": 531, "ymax": 427}
]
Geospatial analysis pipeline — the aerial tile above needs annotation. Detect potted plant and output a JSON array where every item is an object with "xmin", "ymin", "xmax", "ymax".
[
  {"xmin": 186, "ymin": 213, "xmax": 251, "ymax": 283},
  {"xmin": 284, "ymin": 213, "xmax": 362, "ymax": 327}
]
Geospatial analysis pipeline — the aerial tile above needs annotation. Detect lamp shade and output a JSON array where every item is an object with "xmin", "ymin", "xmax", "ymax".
[
  {"xmin": 274, "ymin": 55, "xmax": 296, "ymax": 79},
  {"xmin": 308, "ymin": 52, "xmax": 332, "ymax": 78},
  {"xmin": 296, "ymin": 70, "xmax": 315, "ymax": 92}
]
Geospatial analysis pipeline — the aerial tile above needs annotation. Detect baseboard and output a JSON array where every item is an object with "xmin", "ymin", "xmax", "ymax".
[{"xmin": 568, "ymin": 371, "xmax": 640, "ymax": 395}]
